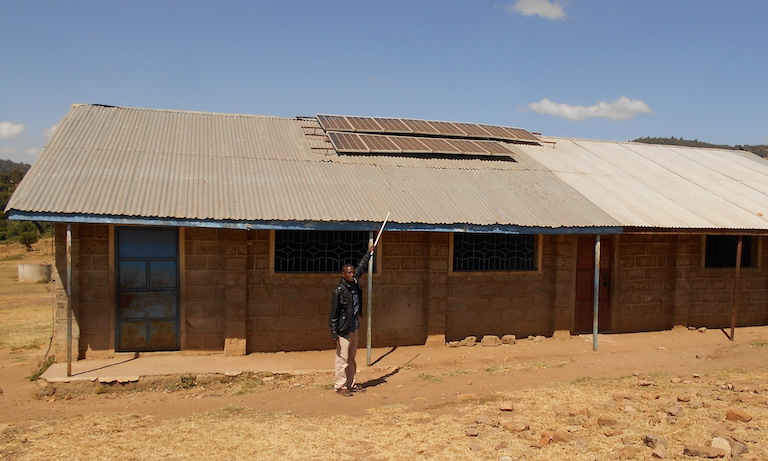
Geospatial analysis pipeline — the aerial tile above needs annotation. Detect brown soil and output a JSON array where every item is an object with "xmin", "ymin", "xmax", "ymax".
[
  {"xmin": 2, "ymin": 326, "xmax": 767, "ymax": 423},
  {"xmin": 1, "ymin": 239, "xmax": 767, "ymax": 460}
]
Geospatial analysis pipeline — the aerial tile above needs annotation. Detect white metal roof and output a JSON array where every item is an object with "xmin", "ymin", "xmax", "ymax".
[{"xmin": 7, "ymin": 104, "xmax": 768, "ymax": 233}]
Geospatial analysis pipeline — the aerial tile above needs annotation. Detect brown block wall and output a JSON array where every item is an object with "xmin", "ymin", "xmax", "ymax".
[
  {"xmin": 444, "ymin": 234, "xmax": 572, "ymax": 340},
  {"xmin": 613, "ymin": 234, "xmax": 768, "ymax": 331}
]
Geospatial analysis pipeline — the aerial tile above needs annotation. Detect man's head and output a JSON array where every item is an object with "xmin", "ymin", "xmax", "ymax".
[{"xmin": 341, "ymin": 263, "xmax": 355, "ymax": 283}]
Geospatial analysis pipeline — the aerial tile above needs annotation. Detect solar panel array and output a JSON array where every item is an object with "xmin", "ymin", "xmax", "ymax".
[
  {"xmin": 317, "ymin": 114, "xmax": 541, "ymax": 143},
  {"xmin": 317, "ymin": 114, "xmax": 540, "ymax": 159},
  {"xmin": 328, "ymin": 132, "xmax": 516, "ymax": 157}
]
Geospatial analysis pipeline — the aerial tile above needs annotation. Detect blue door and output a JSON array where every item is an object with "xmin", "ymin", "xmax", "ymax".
[{"xmin": 116, "ymin": 227, "xmax": 179, "ymax": 351}]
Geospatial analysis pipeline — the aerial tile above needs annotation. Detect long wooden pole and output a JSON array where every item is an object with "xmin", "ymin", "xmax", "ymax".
[
  {"xmin": 367, "ymin": 213, "xmax": 389, "ymax": 366},
  {"xmin": 729, "ymin": 236, "xmax": 743, "ymax": 341},
  {"xmin": 367, "ymin": 235, "xmax": 374, "ymax": 366}
]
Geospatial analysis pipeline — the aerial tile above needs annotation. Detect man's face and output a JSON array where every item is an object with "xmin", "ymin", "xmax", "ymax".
[{"xmin": 341, "ymin": 266, "xmax": 355, "ymax": 283}]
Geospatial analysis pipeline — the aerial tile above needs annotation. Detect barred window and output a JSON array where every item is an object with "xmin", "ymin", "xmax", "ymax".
[
  {"xmin": 705, "ymin": 235, "xmax": 754, "ymax": 268},
  {"xmin": 274, "ymin": 230, "xmax": 375, "ymax": 273},
  {"xmin": 453, "ymin": 233, "xmax": 537, "ymax": 272}
]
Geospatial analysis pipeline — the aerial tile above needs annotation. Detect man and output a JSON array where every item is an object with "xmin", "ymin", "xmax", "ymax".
[{"xmin": 329, "ymin": 243, "xmax": 375, "ymax": 397}]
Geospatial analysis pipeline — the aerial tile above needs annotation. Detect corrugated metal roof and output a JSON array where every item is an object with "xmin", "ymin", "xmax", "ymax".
[
  {"xmin": 7, "ymin": 104, "xmax": 768, "ymax": 233},
  {"xmin": 525, "ymin": 138, "xmax": 768, "ymax": 230}
]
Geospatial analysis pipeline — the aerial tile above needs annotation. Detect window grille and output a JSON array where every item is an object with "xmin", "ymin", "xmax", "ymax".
[
  {"xmin": 274, "ymin": 230, "xmax": 374, "ymax": 273},
  {"xmin": 705, "ymin": 235, "xmax": 754, "ymax": 268},
  {"xmin": 453, "ymin": 233, "xmax": 537, "ymax": 272}
]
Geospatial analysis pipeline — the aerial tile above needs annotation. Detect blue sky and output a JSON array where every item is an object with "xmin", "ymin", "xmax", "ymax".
[{"xmin": 2, "ymin": 0, "xmax": 767, "ymax": 164}]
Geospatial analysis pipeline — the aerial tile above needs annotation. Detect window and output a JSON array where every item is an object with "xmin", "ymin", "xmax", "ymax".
[
  {"xmin": 705, "ymin": 235, "xmax": 755, "ymax": 268},
  {"xmin": 274, "ymin": 230, "xmax": 374, "ymax": 273},
  {"xmin": 453, "ymin": 233, "xmax": 537, "ymax": 272}
]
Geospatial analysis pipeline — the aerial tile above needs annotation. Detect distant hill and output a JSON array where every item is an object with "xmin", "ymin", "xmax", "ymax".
[
  {"xmin": 0, "ymin": 159, "xmax": 31, "ymax": 175},
  {"xmin": 631, "ymin": 137, "xmax": 768, "ymax": 158}
]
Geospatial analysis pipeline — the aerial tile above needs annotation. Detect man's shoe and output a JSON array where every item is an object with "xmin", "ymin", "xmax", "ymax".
[
  {"xmin": 335, "ymin": 388, "xmax": 353, "ymax": 397},
  {"xmin": 350, "ymin": 385, "xmax": 366, "ymax": 393}
]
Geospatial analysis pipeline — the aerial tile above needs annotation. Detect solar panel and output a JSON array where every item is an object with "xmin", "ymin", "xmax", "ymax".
[
  {"xmin": 327, "ymin": 132, "xmax": 368, "ymax": 152},
  {"xmin": 504, "ymin": 127, "xmax": 540, "ymax": 142},
  {"xmin": 419, "ymin": 138, "xmax": 462, "ymax": 154},
  {"xmin": 424, "ymin": 121, "xmax": 466, "ymax": 137},
  {"xmin": 373, "ymin": 117, "xmax": 412, "ymax": 133},
  {"xmin": 401, "ymin": 119, "xmax": 441, "ymax": 135},
  {"xmin": 453, "ymin": 122, "xmax": 494, "ymax": 138},
  {"xmin": 473, "ymin": 140, "xmax": 515, "ymax": 155},
  {"xmin": 345, "ymin": 116, "xmax": 385, "ymax": 132},
  {"xmin": 358, "ymin": 134, "xmax": 400, "ymax": 152},
  {"xmin": 317, "ymin": 114, "xmax": 353, "ymax": 131},
  {"xmin": 389, "ymin": 136, "xmax": 430, "ymax": 153}
]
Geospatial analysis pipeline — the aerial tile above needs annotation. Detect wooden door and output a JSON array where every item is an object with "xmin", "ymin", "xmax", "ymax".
[{"xmin": 574, "ymin": 236, "xmax": 612, "ymax": 333}]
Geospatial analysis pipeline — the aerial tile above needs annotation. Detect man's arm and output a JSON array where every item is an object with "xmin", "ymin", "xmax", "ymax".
[{"xmin": 354, "ymin": 244, "xmax": 376, "ymax": 279}]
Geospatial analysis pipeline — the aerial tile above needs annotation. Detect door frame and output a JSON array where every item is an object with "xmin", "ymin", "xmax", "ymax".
[{"xmin": 115, "ymin": 226, "xmax": 180, "ymax": 352}]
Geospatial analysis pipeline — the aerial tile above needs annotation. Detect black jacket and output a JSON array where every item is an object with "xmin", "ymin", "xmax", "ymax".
[{"xmin": 329, "ymin": 251, "xmax": 372, "ymax": 339}]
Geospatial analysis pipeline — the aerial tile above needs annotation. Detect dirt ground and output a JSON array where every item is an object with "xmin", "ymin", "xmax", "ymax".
[{"xmin": 1, "ymin": 239, "xmax": 767, "ymax": 460}]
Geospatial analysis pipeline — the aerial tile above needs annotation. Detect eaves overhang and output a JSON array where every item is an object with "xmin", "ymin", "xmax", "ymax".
[{"xmin": 6, "ymin": 211, "xmax": 623, "ymax": 235}]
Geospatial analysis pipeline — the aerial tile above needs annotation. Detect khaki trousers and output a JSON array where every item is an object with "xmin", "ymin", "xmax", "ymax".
[{"xmin": 334, "ymin": 330, "xmax": 358, "ymax": 390}]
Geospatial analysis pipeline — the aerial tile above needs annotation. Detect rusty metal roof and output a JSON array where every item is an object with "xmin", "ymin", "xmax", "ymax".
[{"xmin": 7, "ymin": 104, "xmax": 768, "ymax": 233}]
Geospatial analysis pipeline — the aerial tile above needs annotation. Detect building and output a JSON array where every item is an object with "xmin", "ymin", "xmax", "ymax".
[{"xmin": 6, "ymin": 104, "xmax": 768, "ymax": 360}]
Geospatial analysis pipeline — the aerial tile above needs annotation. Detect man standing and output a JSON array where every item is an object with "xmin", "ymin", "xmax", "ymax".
[{"xmin": 329, "ymin": 243, "xmax": 375, "ymax": 396}]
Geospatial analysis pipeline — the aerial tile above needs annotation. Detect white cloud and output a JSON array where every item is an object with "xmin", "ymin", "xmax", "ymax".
[
  {"xmin": 25, "ymin": 148, "xmax": 41, "ymax": 157},
  {"xmin": 525, "ymin": 96, "xmax": 653, "ymax": 121},
  {"xmin": 0, "ymin": 121, "xmax": 26, "ymax": 139},
  {"xmin": 507, "ymin": 0, "xmax": 566, "ymax": 20},
  {"xmin": 43, "ymin": 124, "xmax": 58, "ymax": 138}
]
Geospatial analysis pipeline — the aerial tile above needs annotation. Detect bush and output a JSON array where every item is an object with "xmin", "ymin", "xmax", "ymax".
[{"xmin": 18, "ymin": 231, "xmax": 39, "ymax": 251}]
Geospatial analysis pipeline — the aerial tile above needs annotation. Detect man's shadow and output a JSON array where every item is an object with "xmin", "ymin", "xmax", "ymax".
[{"xmin": 360, "ymin": 347, "xmax": 419, "ymax": 389}]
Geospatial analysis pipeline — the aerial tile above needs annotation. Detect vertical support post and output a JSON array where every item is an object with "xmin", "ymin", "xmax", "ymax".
[
  {"xmin": 593, "ymin": 234, "xmax": 601, "ymax": 351},
  {"xmin": 367, "ymin": 235, "xmax": 373, "ymax": 366},
  {"xmin": 729, "ymin": 236, "xmax": 743, "ymax": 341},
  {"xmin": 66, "ymin": 223, "xmax": 73, "ymax": 377}
]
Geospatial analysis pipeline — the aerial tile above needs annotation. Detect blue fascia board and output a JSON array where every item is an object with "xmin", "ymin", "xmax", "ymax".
[{"xmin": 6, "ymin": 211, "xmax": 623, "ymax": 235}]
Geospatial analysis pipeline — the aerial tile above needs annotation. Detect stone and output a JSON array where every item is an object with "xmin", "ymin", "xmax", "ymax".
[
  {"xmin": 604, "ymin": 428, "xmax": 623, "ymax": 437},
  {"xmin": 459, "ymin": 336, "xmax": 477, "ymax": 347},
  {"xmin": 667, "ymin": 405, "xmax": 683, "ymax": 417},
  {"xmin": 651, "ymin": 446, "xmax": 668, "ymax": 458},
  {"xmin": 710, "ymin": 437, "xmax": 730, "ymax": 454},
  {"xmin": 677, "ymin": 395, "xmax": 691, "ymax": 402},
  {"xmin": 698, "ymin": 327, "xmax": 707, "ymax": 333},
  {"xmin": 465, "ymin": 426, "xmax": 480, "ymax": 437},
  {"xmin": 731, "ymin": 441, "xmax": 749, "ymax": 456},
  {"xmin": 468, "ymin": 442, "xmax": 482, "ymax": 451},
  {"xmin": 725, "ymin": 408, "xmax": 753, "ymax": 422},
  {"xmin": 481, "ymin": 335, "xmax": 501, "ymax": 347},
  {"xmin": 446, "ymin": 341, "xmax": 460, "ymax": 348},
  {"xmin": 538, "ymin": 432, "xmax": 551, "ymax": 446},
  {"xmin": 501, "ymin": 421, "xmax": 529, "ymax": 432},
  {"xmin": 501, "ymin": 334, "xmax": 516, "ymax": 345},
  {"xmin": 597, "ymin": 416, "xmax": 618, "ymax": 427},
  {"xmin": 643, "ymin": 434, "xmax": 668, "ymax": 449},
  {"xmin": 499, "ymin": 401, "xmax": 514, "ymax": 411},
  {"xmin": 552, "ymin": 429, "xmax": 574, "ymax": 443},
  {"xmin": 683, "ymin": 445, "xmax": 727, "ymax": 458}
]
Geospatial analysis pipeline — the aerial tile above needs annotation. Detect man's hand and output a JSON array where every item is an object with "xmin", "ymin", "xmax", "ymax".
[{"xmin": 368, "ymin": 244, "xmax": 377, "ymax": 254}]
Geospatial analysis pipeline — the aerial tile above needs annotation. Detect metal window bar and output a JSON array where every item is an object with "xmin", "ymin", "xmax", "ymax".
[{"xmin": 453, "ymin": 233, "xmax": 536, "ymax": 272}]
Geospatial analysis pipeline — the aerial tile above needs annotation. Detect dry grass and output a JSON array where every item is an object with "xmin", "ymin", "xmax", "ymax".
[
  {"xmin": 1, "ymin": 369, "xmax": 766, "ymax": 460},
  {"xmin": 0, "ymin": 239, "xmax": 54, "ymax": 352}
]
